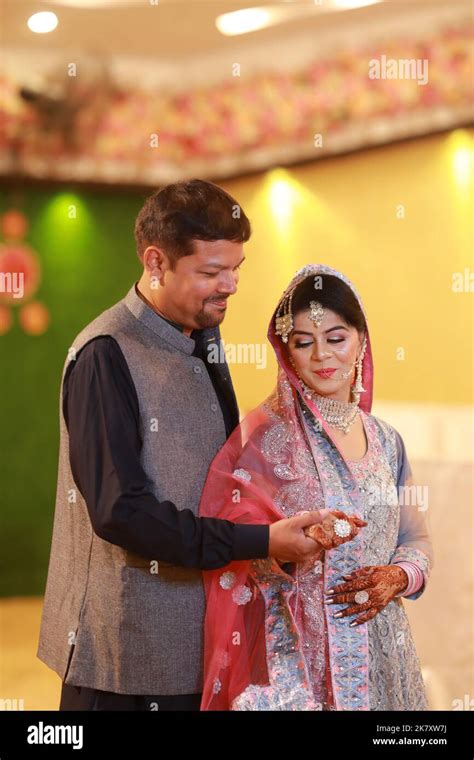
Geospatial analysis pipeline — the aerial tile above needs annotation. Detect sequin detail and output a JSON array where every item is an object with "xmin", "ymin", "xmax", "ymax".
[
  {"xmin": 232, "ymin": 561, "xmax": 318, "ymax": 711},
  {"xmin": 219, "ymin": 571, "xmax": 237, "ymax": 590},
  {"xmin": 233, "ymin": 468, "xmax": 251, "ymax": 482},
  {"xmin": 232, "ymin": 585, "xmax": 253, "ymax": 606}
]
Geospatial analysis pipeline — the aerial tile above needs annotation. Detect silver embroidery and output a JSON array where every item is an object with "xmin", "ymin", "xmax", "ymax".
[
  {"xmin": 243, "ymin": 383, "xmax": 429, "ymax": 710},
  {"xmin": 232, "ymin": 584, "xmax": 253, "ymax": 606},
  {"xmin": 219, "ymin": 571, "xmax": 237, "ymax": 590},
  {"xmin": 233, "ymin": 468, "xmax": 251, "ymax": 482},
  {"xmin": 260, "ymin": 398, "xmax": 323, "ymax": 515}
]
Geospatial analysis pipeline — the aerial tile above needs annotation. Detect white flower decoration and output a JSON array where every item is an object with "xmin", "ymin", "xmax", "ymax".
[
  {"xmin": 219, "ymin": 571, "xmax": 237, "ymax": 590},
  {"xmin": 232, "ymin": 584, "xmax": 253, "ymax": 606},
  {"xmin": 233, "ymin": 468, "xmax": 251, "ymax": 482}
]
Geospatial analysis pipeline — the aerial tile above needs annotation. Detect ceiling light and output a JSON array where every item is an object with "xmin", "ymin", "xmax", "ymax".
[
  {"xmin": 27, "ymin": 11, "xmax": 59, "ymax": 34},
  {"xmin": 216, "ymin": 8, "xmax": 273, "ymax": 36},
  {"xmin": 332, "ymin": 0, "xmax": 379, "ymax": 9}
]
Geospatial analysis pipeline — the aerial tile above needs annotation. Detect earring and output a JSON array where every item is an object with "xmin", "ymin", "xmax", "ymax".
[{"xmin": 351, "ymin": 335, "xmax": 367, "ymax": 403}]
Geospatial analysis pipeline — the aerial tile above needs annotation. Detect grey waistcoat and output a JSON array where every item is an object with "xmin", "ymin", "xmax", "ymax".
[{"xmin": 36, "ymin": 284, "xmax": 238, "ymax": 695}]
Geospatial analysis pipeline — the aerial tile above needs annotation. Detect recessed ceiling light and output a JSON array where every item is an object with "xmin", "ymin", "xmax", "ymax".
[
  {"xmin": 333, "ymin": 0, "xmax": 379, "ymax": 8},
  {"xmin": 216, "ymin": 2, "xmax": 381, "ymax": 37},
  {"xmin": 216, "ymin": 8, "xmax": 273, "ymax": 37},
  {"xmin": 27, "ymin": 11, "xmax": 59, "ymax": 34}
]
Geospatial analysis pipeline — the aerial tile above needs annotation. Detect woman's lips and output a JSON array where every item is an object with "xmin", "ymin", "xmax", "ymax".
[{"xmin": 315, "ymin": 368, "xmax": 337, "ymax": 378}]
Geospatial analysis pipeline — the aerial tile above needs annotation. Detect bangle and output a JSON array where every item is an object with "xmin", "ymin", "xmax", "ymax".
[{"xmin": 393, "ymin": 561, "xmax": 423, "ymax": 597}]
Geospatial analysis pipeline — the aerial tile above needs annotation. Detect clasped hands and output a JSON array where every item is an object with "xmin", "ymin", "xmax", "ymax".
[{"xmin": 268, "ymin": 508, "xmax": 365, "ymax": 563}]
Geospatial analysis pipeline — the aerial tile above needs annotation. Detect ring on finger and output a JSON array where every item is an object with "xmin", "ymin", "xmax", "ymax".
[
  {"xmin": 333, "ymin": 518, "xmax": 351, "ymax": 538},
  {"xmin": 354, "ymin": 590, "xmax": 370, "ymax": 605}
]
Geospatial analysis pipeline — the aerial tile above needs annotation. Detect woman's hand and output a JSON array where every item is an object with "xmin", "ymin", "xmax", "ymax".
[
  {"xmin": 269, "ymin": 510, "xmax": 335, "ymax": 563},
  {"xmin": 304, "ymin": 509, "xmax": 366, "ymax": 551},
  {"xmin": 325, "ymin": 565, "xmax": 409, "ymax": 626}
]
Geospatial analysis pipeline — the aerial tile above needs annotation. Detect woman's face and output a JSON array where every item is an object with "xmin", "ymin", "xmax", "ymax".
[{"xmin": 287, "ymin": 307, "xmax": 363, "ymax": 402}]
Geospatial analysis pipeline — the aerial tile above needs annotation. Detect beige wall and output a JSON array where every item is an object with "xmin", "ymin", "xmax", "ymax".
[{"xmin": 220, "ymin": 128, "xmax": 473, "ymax": 414}]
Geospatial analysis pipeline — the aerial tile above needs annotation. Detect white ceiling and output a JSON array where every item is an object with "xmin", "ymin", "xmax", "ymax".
[{"xmin": 0, "ymin": 0, "xmax": 463, "ymax": 60}]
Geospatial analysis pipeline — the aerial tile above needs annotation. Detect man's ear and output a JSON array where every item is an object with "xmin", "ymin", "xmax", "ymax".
[{"xmin": 142, "ymin": 245, "xmax": 169, "ymax": 282}]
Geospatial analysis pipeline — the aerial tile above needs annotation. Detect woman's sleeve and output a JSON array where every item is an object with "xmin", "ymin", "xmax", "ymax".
[
  {"xmin": 389, "ymin": 430, "xmax": 434, "ymax": 600},
  {"xmin": 395, "ymin": 429, "xmax": 412, "ymax": 489}
]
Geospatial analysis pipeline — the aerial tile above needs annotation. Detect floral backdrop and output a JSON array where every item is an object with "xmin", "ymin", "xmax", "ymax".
[{"xmin": 1, "ymin": 23, "xmax": 473, "ymax": 186}]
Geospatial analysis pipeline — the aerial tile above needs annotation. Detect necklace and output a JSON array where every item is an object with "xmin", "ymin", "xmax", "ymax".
[{"xmin": 300, "ymin": 380, "xmax": 360, "ymax": 434}]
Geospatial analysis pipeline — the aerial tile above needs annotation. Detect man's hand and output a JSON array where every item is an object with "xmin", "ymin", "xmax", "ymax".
[{"xmin": 269, "ymin": 511, "xmax": 329, "ymax": 563}]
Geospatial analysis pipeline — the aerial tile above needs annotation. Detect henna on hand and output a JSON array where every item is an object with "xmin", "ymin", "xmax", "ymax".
[
  {"xmin": 325, "ymin": 565, "xmax": 409, "ymax": 625},
  {"xmin": 304, "ymin": 510, "xmax": 366, "ymax": 550}
]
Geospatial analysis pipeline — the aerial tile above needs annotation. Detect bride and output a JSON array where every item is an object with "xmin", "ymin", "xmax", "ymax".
[{"xmin": 198, "ymin": 264, "xmax": 433, "ymax": 711}]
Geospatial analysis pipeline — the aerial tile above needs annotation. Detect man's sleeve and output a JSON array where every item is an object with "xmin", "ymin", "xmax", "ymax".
[{"xmin": 63, "ymin": 336, "xmax": 269, "ymax": 570}]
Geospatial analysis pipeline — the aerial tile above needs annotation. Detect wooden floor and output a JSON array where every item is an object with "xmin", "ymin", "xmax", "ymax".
[
  {"xmin": 0, "ymin": 590, "xmax": 470, "ymax": 711},
  {"xmin": 0, "ymin": 597, "xmax": 60, "ymax": 711}
]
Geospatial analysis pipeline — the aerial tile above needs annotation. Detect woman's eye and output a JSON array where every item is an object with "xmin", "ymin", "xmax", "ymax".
[
  {"xmin": 201, "ymin": 272, "xmax": 217, "ymax": 277},
  {"xmin": 294, "ymin": 342, "xmax": 313, "ymax": 349},
  {"xmin": 328, "ymin": 338, "xmax": 345, "ymax": 344}
]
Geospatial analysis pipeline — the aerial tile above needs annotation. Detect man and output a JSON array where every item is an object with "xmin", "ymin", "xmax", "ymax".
[{"xmin": 37, "ymin": 179, "xmax": 321, "ymax": 711}]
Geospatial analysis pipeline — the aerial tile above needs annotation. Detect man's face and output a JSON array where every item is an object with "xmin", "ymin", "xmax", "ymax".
[{"xmin": 151, "ymin": 239, "xmax": 245, "ymax": 331}]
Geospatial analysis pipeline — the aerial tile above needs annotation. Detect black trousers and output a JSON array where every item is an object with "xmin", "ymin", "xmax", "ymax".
[{"xmin": 59, "ymin": 682, "xmax": 202, "ymax": 711}]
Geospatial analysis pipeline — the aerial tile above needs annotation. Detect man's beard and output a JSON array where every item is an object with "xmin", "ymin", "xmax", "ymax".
[
  {"xmin": 194, "ymin": 307, "xmax": 226, "ymax": 329},
  {"xmin": 194, "ymin": 299, "xmax": 227, "ymax": 328}
]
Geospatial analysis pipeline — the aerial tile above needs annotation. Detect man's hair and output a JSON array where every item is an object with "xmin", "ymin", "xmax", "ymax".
[{"xmin": 134, "ymin": 179, "xmax": 251, "ymax": 264}]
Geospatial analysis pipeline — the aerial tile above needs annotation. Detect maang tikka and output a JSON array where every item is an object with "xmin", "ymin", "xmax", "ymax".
[{"xmin": 309, "ymin": 300, "xmax": 324, "ymax": 327}]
